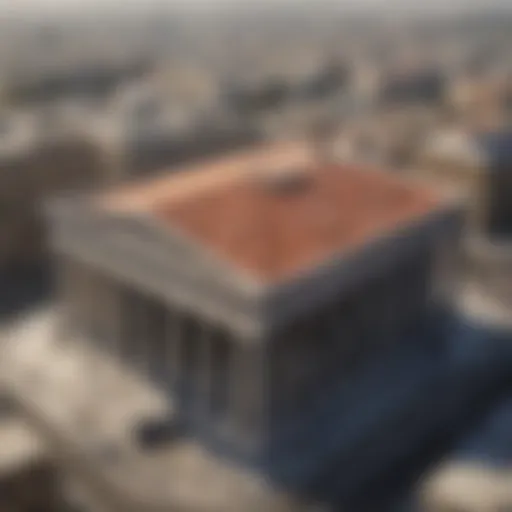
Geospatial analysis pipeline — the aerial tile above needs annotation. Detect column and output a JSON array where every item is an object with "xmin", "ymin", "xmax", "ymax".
[
  {"xmin": 118, "ymin": 288, "xmax": 132, "ymax": 366},
  {"xmin": 194, "ymin": 322, "xmax": 212, "ymax": 418},
  {"xmin": 86, "ymin": 269, "xmax": 102, "ymax": 350},
  {"xmin": 208, "ymin": 329, "xmax": 230, "ymax": 421},
  {"xmin": 100, "ymin": 279, "xmax": 121, "ymax": 358},
  {"xmin": 230, "ymin": 341, "xmax": 268, "ymax": 448},
  {"xmin": 137, "ymin": 295, "xmax": 151, "ymax": 376},
  {"xmin": 121, "ymin": 291, "xmax": 146, "ymax": 373},
  {"xmin": 145, "ymin": 298, "xmax": 169, "ymax": 387},
  {"xmin": 268, "ymin": 336, "xmax": 284, "ymax": 422},
  {"xmin": 55, "ymin": 257, "xmax": 78, "ymax": 341},
  {"xmin": 167, "ymin": 307, "xmax": 182, "ymax": 388},
  {"xmin": 180, "ymin": 316, "xmax": 201, "ymax": 408},
  {"xmin": 72, "ymin": 263, "xmax": 90, "ymax": 346},
  {"xmin": 108, "ymin": 283, "xmax": 123, "ymax": 359}
]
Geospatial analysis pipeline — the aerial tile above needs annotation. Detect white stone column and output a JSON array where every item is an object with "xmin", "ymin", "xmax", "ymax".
[
  {"xmin": 137, "ymin": 295, "xmax": 151, "ymax": 376},
  {"xmin": 145, "ymin": 298, "xmax": 169, "ymax": 387},
  {"xmin": 167, "ymin": 307, "xmax": 182, "ymax": 389},
  {"xmin": 196, "ymin": 322, "xmax": 213, "ymax": 417},
  {"xmin": 54, "ymin": 257, "xmax": 78, "ymax": 342},
  {"xmin": 230, "ymin": 341, "xmax": 268, "ymax": 447},
  {"xmin": 86, "ymin": 269, "xmax": 102, "ymax": 350},
  {"xmin": 111, "ymin": 283, "xmax": 123, "ymax": 359},
  {"xmin": 122, "ymin": 291, "xmax": 147, "ymax": 373},
  {"xmin": 117, "ymin": 289, "xmax": 130, "ymax": 365},
  {"xmin": 101, "ymin": 279, "xmax": 121, "ymax": 359}
]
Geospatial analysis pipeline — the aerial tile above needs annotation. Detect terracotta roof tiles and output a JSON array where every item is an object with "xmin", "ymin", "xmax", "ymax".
[{"xmin": 100, "ymin": 142, "xmax": 442, "ymax": 282}]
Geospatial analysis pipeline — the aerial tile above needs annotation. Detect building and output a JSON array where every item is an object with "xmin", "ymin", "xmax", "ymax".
[
  {"xmin": 0, "ymin": 140, "xmax": 468, "ymax": 511},
  {"xmin": 416, "ymin": 128, "xmax": 512, "ymax": 312},
  {"xmin": 417, "ymin": 128, "xmax": 512, "ymax": 235},
  {"xmin": 94, "ymin": 84, "xmax": 265, "ymax": 177},
  {"xmin": 378, "ymin": 67, "xmax": 446, "ymax": 107},
  {"xmin": 0, "ymin": 111, "xmax": 40, "ymax": 270},
  {"xmin": 5, "ymin": 56, "xmax": 153, "ymax": 107},
  {"xmin": 446, "ymin": 75, "xmax": 512, "ymax": 127},
  {"xmin": 0, "ymin": 87, "xmax": 265, "ymax": 274},
  {"xmin": 0, "ymin": 108, "xmax": 117, "ymax": 272},
  {"xmin": 330, "ymin": 107, "xmax": 437, "ymax": 170},
  {"xmin": 419, "ymin": 396, "xmax": 512, "ymax": 512}
]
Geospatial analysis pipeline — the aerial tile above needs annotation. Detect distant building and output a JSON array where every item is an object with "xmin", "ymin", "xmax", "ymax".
[
  {"xmin": 292, "ymin": 60, "xmax": 349, "ymax": 102},
  {"xmin": 420, "ymin": 396, "xmax": 512, "ymax": 512},
  {"xmin": 417, "ymin": 128, "xmax": 512, "ymax": 237},
  {"xmin": 93, "ymin": 95, "xmax": 265, "ymax": 177},
  {"xmin": 6, "ymin": 57, "xmax": 154, "ymax": 106},
  {"xmin": 0, "ymin": 109, "xmax": 117, "ymax": 271},
  {"xmin": 417, "ymin": 127, "xmax": 512, "ymax": 312},
  {"xmin": 446, "ymin": 76, "xmax": 512, "ymax": 127},
  {"xmin": 331, "ymin": 107, "xmax": 436, "ymax": 170},
  {"xmin": 379, "ymin": 68, "xmax": 446, "ymax": 107},
  {"xmin": 0, "ymin": 88, "xmax": 265, "ymax": 273}
]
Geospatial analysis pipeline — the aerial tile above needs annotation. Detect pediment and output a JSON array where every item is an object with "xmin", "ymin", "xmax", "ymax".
[{"xmin": 92, "ymin": 209, "xmax": 263, "ymax": 295}]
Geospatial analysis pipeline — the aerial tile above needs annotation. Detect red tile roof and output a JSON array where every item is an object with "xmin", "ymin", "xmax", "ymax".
[{"xmin": 101, "ymin": 143, "xmax": 442, "ymax": 282}]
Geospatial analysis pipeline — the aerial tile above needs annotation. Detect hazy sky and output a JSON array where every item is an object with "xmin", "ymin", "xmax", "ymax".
[{"xmin": 0, "ymin": 0, "xmax": 509, "ymax": 18}]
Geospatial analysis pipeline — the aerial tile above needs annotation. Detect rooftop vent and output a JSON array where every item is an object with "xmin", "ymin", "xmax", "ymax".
[{"xmin": 258, "ymin": 166, "xmax": 313, "ymax": 195}]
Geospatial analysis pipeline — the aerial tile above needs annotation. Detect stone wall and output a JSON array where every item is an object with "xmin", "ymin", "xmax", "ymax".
[{"xmin": 268, "ymin": 245, "xmax": 433, "ymax": 432}]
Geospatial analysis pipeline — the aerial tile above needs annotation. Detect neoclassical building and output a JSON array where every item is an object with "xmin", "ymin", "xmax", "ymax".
[{"xmin": 8, "ymin": 141, "xmax": 464, "ymax": 511}]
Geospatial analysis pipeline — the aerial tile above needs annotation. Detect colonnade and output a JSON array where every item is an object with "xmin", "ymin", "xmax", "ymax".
[
  {"xmin": 58, "ymin": 258, "xmax": 267, "ymax": 444},
  {"xmin": 56, "ymin": 244, "xmax": 433, "ymax": 446}
]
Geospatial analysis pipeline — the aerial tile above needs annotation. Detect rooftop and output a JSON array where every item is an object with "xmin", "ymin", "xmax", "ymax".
[{"xmin": 100, "ymin": 142, "xmax": 442, "ymax": 283}]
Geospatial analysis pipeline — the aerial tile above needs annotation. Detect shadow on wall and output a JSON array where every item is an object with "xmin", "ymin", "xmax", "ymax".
[{"xmin": 0, "ymin": 261, "xmax": 54, "ymax": 321}]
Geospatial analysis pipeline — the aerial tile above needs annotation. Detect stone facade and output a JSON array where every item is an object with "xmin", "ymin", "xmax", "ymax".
[{"xmin": 47, "ymin": 185, "xmax": 463, "ymax": 461}]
